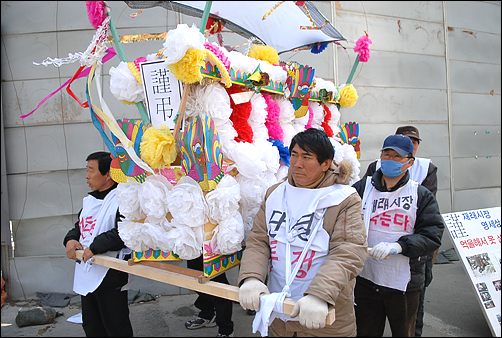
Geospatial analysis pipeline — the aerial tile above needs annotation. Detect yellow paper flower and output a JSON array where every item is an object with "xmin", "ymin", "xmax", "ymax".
[
  {"xmin": 169, "ymin": 48, "xmax": 206, "ymax": 84},
  {"xmin": 339, "ymin": 84, "xmax": 358, "ymax": 108},
  {"xmin": 140, "ymin": 126, "xmax": 177, "ymax": 168},
  {"xmin": 248, "ymin": 44, "xmax": 279, "ymax": 65}
]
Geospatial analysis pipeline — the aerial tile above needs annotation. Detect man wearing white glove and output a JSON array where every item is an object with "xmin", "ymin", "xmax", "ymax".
[
  {"xmin": 369, "ymin": 242, "xmax": 402, "ymax": 260},
  {"xmin": 238, "ymin": 278, "xmax": 269, "ymax": 312},
  {"xmin": 290, "ymin": 294, "xmax": 328, "ymax": 330},
  {"xmin": 239, "ymin": 129, "xmax": 367, "ymax": 337},
  {"xmin": 353, "ymin": 134, "xmax": 444, "ymax": 337}
]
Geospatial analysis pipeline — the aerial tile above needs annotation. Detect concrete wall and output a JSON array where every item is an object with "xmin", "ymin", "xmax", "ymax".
[{"xmin": 1, "ymin": 1, "xmax": 500, "ymax": 299}]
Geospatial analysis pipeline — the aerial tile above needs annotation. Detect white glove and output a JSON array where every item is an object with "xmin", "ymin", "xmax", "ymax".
[
  {"xmin": 239, "ymin": 278, "xmax": 269, "ymax": 311},
  {"xmin": 368, "ymin": 242, "xmax": 402, "ymax": 260},
  {"xmin": 290, "ymin": 294, "xmax": 328, "ymax": 330}
]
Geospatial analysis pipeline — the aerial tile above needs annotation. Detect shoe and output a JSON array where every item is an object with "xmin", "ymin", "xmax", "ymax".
[
  {"xmin": 185, "ymin": 316, "xmax": 216, "ymax": 329},
  {"xmin": 246, "ymin": 309, "xmax": 256, "ymax": 315},
  {"xmin": 216, "ymin": 333, "xmax": 234, "ymax": 337}
]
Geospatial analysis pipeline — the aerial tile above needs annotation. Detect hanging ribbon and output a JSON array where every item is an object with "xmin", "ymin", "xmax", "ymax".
[
  {"xmin": 85, "ymin": 75, "xmax": 116, "ymax": 155},
  {"xmin": 67, "ymin": 66, "xmax": 89, "ymax": 108},
  {"xmin": 106, "ymin": 4, "xmax": 150, "ymax": 124},
  {"xmin": 20, "ymin": 48, "xmax": 116, "ymax": 119},
  {"xmin": 86, "ymin": 62, "xmax": 155, "ymax": 175}
]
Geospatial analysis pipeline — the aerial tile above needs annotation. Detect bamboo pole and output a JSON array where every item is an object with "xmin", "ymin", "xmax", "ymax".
[{"xmin": 75, "ymin": 251, "xmax": 335, "ymax": 325}]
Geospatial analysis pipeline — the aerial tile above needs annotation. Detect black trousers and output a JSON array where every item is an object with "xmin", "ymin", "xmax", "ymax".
[
  {"xmin": 187, "ymin": 255, "xmax": 234, "ymax": 335},
  {"xmin": 355, "ymin": 277, "xmax": 420, "ymax": 337},
  {"xmin": 415, "ymin": 255, "xmax": 434, "ymax": 337},
  {"xmin": 81, "ymin": 269, "xmax": 133, "ymax": 337}
]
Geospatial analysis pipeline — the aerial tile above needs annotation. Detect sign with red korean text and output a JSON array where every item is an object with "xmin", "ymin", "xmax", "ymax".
[
  {"xmin": 140, "ymin": 60, "xmax": 183, "ymax": 130},
  {"xmin": 442, "ymin": 207, "xmax": 501, "ymax": 337}
]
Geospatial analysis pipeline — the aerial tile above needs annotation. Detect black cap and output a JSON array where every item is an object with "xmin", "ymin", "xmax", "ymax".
[{"xmin": 395, "ymin": 125, "xmax": 421, "ymax": 142}]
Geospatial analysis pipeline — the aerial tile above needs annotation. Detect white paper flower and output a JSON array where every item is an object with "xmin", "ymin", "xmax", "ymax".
[
  {"xmin": 236, "ymin": 174, "xmax": 269, "ymax": 236},
  {"xmin": 205, "ymin": 175, "xmax": 241, "ymax": 223},
  {"xmin": 138, "ymin": 175, "xmax": 172, "ymax": 221},
  {"xmin": 188, "ymin": 83, "xmax": 233, "ymax": 122},
  {"xmin": 215, "ymin": 213, "xmax": 244, "ymax": 255},
  {"xmin": 255, "ymin": 139, "xmax": 280, "ymax": 174},
  {"xmin": 310, "ymin": 102, "xmax": 324, "ymax": 130},
  {"xmin": 116, "ymin": 181, "xmax": 144, "ymax": 221},
  {"xmin": 165, "ymin": 223, "xmax": 204, "ymax": 260},
  {"xmin": 118, "ymin": 219, "xmax": 152, "ymax": 252},
  {"xmin": 109, "ymin": 61, "xmax": 144, "ymax": 103},
  {"xmin": 163, "ymin": 24, "xmax": 205, "ymax": 65},
  {"xmin": 292, "ymin": 113, "xmax": 309, "ymax": 133},
  {"xmin": 226, "ymin": 142, "xmax": 267, "ymax": 179},
  {"xmin": 277, "ymin": 97, "xmax": 296, "ymax": 146},
  {"xmin": 168, "ymin": 176, "xmax": 207, "ymax": 227}
]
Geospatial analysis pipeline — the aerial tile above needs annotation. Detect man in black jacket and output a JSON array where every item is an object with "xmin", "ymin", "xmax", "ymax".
[
  {"xmin": 64, "ymin": 151, "xmax": 133, "ymax": 337},
  {"xmin": 352, "ymin": 134, "xmax": 444, "ymax": 337},
  {"xmin": 361, "ymin": 126, "xmax": 440, "ymax": 336}
]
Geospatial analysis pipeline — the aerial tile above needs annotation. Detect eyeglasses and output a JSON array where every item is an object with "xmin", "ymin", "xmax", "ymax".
[{"xmin": 380, "ymin": 152, "xmax": 413, "ymax": 161}]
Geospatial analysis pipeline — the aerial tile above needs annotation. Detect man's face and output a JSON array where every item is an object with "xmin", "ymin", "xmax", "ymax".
[
  {"xmin": 410, "ymin": 137, "xmax": 420, "ymax": 157},
  {"xmin": 86, "ymin": 159, "xmax": 109, "ymax": 191},
  {"xmin": 380, "ymin": 149, "xmax": 414, "ymax": 176},
  {"xmin": 290, "ymin": 144, "xmax": 330, "ymax": 187}
]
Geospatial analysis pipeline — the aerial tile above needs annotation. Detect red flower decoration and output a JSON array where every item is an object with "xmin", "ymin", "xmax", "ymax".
[{"xmin": 206, "ymin": 16, "xmax": 224, "ymax": 35}]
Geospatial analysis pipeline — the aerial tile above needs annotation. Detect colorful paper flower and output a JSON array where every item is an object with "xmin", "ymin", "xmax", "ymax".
[
  {"xmin": 338, "ymin": 84, "xmax": 358, "ymax": 108},
  {"xmin": 140, "ymin": 126, "xmax": 178, "ymax": 169},
  {"xmin": 354, "ymin": 34, "xmax": 372, "ymax": 62},
  {"xmin": 86, "ymin": 1, "xmax": 107, "ymax": 29},
  {"xmin": 248, "ymin": 44, "xmax": 279, "ymax": 65}
]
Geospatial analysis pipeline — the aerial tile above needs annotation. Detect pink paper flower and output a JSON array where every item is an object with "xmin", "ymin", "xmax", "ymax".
[
  {"xmin": 86, "ymin": 1, "xmax": 107, "ymax": 29},
  {"xmin": 353, "ymin": 34, "xmax": 372, "ymax": 62}
]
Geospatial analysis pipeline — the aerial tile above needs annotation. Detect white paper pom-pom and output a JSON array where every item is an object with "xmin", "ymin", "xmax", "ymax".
[
  {"xmin": 205, "ymin": 175, "xmax": 241, "ymax": 223},
  {"xmin": 138, "ymin": 175, "xmax": 172, "ymax": 221},
  {"xmin": 162, "ymin": 24, "xmax": 205, "ymax": 65},
  {"xmin": 116, "ymin": 181, "xmax": 145, "ymax": 221},
  {"xmin": 109, "ymin": 61, "xmax": 144, "ymax": 103},
  {"xmin": 215, "ymin": 213, "xmax": 244, "ymax": 255},
  {"xmin": 310, "ymin": 102, "xmax": 324, "ymax": 130},
  {"xmin": 168, "ymin": 176, "xmax": 207, "ymax": 228},
  {"xmin": 165, "ymin": 224, "xmax": 204, "ymax": 260}
]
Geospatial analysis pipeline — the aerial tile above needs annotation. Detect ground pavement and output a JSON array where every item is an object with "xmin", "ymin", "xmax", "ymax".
[{"xmin": 1, "ymin": 260, "xmax": 493, "ymax": 337}]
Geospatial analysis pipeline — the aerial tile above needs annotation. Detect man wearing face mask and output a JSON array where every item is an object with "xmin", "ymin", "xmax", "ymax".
[
  {"xmin": 352, "ymin": 134, "xmax": 444, "ymax": 337},
  {"xmin": 361, "ymin": 126, "xmax": 439, "ymax": 337}
]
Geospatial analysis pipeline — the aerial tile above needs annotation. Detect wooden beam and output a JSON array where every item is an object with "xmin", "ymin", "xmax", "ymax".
[{"xmin": 76, "ymin": 251, "xmax": 335, "ymax": 325}]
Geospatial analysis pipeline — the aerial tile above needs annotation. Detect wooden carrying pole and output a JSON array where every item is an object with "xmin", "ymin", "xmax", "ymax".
[{"xmin": 75, "ymin": 251, "xmax": 335, "ymax": 325}]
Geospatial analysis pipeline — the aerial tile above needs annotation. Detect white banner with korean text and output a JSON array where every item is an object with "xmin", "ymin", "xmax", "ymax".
[
  {"xmin": 140, "ymin": 60, "xmax": 183, "ymax": 130},
  {"xmin": 442, "ymin": 207, "xmax": 501, "ymax": 337}
]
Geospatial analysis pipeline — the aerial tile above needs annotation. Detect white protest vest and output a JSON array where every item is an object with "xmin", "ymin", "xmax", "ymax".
[
  {"xmin": 266, "ymin": 181, "xmax": 356, "ymax": 319},
  {"xmin": 359, "ymin": 177, "xmax": 418, "ymax": 291},
  {"xmin": 376, "ymin": 157, "xmax": 430, "ymax": 184},
  {"xmin": 73, "ymin": 189, "xmax": 120, "ymax": 296}
]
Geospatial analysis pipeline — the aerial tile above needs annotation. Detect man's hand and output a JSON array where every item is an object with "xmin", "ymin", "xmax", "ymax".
[
  {"xmin": 238, "ymin": 278, "xmax": 269, "ymax": 311},
  {"xmin": 291, "ymin": 294, "xmax": 329, "ymax": 329},
  {"xmin": 368, "ymin": 242, "xmax": 402, "ymax": 260},
  {"xmin": 65, "ymin": 240, "xmax": 83, "ymax": 260},
  {"xmin": 82, "ymin": 247, "xmax": 95, "ymax": 263}
]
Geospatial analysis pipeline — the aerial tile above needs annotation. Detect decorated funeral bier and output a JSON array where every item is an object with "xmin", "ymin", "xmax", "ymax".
[{"xmin": 26, "ymin": 1, "xmax": 372, "ymax": 279}]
